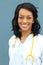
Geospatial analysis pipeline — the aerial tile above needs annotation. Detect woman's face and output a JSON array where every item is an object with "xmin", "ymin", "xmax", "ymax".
[{"xmin": 18, "ymin": 8, "xmax": 34, "ymax": 32}]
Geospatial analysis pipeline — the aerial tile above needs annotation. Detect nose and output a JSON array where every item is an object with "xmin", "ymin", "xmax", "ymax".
[{"xmin": 23, "ymin": 18, "xmax": 27, "ymax": 23}]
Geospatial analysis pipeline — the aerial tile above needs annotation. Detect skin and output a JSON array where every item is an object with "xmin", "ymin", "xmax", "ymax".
[{"xmin": 18, "ymin": 8, "xmax": 34, "ymax": 43}]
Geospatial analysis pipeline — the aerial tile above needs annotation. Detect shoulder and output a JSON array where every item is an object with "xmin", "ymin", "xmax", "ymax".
[
  {"xmin": 35, "ymin": 34, "xmax": 43, "ymax": 48},
  {"xmin": 34, "ymin": 34, "xmax": 43, "ymax": 45},
  {"xmin": 9, "ymin": 35, "xmax": 16, "ymax": 42},
  {"xmin": 35, "ymin": 34, "xmax": 43, "ymax": 42},
  {"xmin": 36, "ymin": 34, "xmax": 43, "ymax": 39},
  {"xmin": 8, "ymin": 35, "xmax": 16, "ymax": 47}
]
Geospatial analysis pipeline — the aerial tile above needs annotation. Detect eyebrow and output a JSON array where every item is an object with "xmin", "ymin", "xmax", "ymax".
[{"xmin": 19, "ymin": 14, "xmax": 32, "ymax": 17}]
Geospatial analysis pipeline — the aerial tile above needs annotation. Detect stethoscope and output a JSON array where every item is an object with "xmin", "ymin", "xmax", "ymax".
[
  {"xmin": 25, "ymin": 36, "xmax": 34, "ymax": 65},
  {"xmin": 13, "ymin": 35, "xmax": 34, "ymax": 65},
  {"xmin": 24, "ymin": 35, "xmax": 42, "ymax": 65},
  {"xmin": 13, "ymin": 35, "xmax": 42, "ymax": 65}
]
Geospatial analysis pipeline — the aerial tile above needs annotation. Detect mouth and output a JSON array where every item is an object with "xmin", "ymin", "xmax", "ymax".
[{"xmin": 21, "ymin": 24, "xmax": 29, "ymax": 28}]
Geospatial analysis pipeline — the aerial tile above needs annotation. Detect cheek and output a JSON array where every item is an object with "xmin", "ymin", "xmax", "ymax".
[
  {"xmin": 18, "ymin": 19, "xmax": 21, "ymax": 28},
  {"xmin": 29, "ymin": 19, "xmax": 34, "ymax": 24},
  {"xmin": 18, "ymin": 19, "xmax": 20, "ymax": 25},
  {"xmin": 18, "ymin": 19, "xmax": 22, "ymax": 25}
]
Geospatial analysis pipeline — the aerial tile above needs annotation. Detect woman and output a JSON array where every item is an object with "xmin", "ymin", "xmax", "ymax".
[{"xmin": 8, "ymin": 2, "xmax": 43, "ymax": 65}]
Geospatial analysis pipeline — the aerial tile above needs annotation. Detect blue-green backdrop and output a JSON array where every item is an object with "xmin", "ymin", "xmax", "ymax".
[{"xmin": 0, "ymin": 0, "xmax": 43, "ymax": 65}]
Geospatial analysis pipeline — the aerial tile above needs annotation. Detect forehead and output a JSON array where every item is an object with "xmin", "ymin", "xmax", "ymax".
[{"xmin": 19, "ymin": 8, "xmax": 33, "ymax": 16}]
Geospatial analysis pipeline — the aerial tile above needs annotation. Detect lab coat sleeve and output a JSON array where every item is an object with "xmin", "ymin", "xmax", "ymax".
[
  {"xmin": 41, "ymin": 36, "xmax": 43, "ymax": 65},
  {"xmin": 8, "ymin": 35, "xmax": 16, "ymax": 65},
  {"xmin": 38, "ymin": 34, "xmax": 43, "ymax": 65},
  {"xmin": 41, "ymin": 51, "xmax": 43, "ymax": 65},
  {"xmin": 8, "ymin": 41, "xmax": 15, "ymax": 65}
]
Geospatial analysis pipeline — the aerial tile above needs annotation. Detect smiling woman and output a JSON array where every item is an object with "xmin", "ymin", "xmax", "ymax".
[
  {"xmin": 18, "ymin": 8, "xmax": 34, "ymax": 35},
  {"xmin": 8, "ymin": 2, "xmax": 43, "ymax": 65},
  {"xmin": 12, "ymin": 2, "xmax": 40, "ymax": 39}
]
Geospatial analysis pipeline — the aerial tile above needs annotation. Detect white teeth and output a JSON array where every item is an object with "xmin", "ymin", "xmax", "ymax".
[
  {"xmin": 22, "ymin": 24, "xmax": 28, "ymax": 27},
  {"xmin": 22, "ymin": 24, "xmax": 28, "ymax": 25},
  {"xmin": 23, "ymin": 25, "xmax": 27, "ymax": 26}
]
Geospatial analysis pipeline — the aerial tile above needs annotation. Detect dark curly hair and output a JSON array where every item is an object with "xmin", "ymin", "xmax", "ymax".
[{"xmin": 12, "ymin": 2, "xmax": 41, "ymax": 38}]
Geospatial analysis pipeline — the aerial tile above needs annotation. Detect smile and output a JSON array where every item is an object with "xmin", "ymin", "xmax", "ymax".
[{"xmin": 21, "ymin": 24, "xmax": 29, "ymax": 27}]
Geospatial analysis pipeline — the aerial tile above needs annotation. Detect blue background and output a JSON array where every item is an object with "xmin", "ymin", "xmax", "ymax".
[{"xmin": 0, "ymin": 0, "xmax": 43, "ymax": 65}]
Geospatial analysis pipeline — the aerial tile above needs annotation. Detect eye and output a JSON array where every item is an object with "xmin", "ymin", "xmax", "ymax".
[
  {"xmin": 27, "ymin": 17, "xmax": 32, "ymax": 20},
  {"xmin": 18, "ymin": 16, "xmax": 24, "ymax": 19}
]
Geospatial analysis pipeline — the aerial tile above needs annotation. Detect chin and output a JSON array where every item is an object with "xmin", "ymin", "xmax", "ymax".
[{"xmin": 21, "ymin": 28, "xmax": 29, "ymax": 31}]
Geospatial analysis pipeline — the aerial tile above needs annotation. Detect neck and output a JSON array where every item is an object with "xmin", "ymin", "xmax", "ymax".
[
  {"xmin": 20, "ymin": 30, "xmax": 32, "ymax": 43},
  {"xmin": 21, "ymin": 30, "xmax": 32, "ymax": 39}
]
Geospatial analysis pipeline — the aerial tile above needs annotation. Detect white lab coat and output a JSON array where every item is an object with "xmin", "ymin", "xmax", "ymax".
[{"xmin": 8, "ymin": 34, "xmax": 43, "ymax": 65}]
